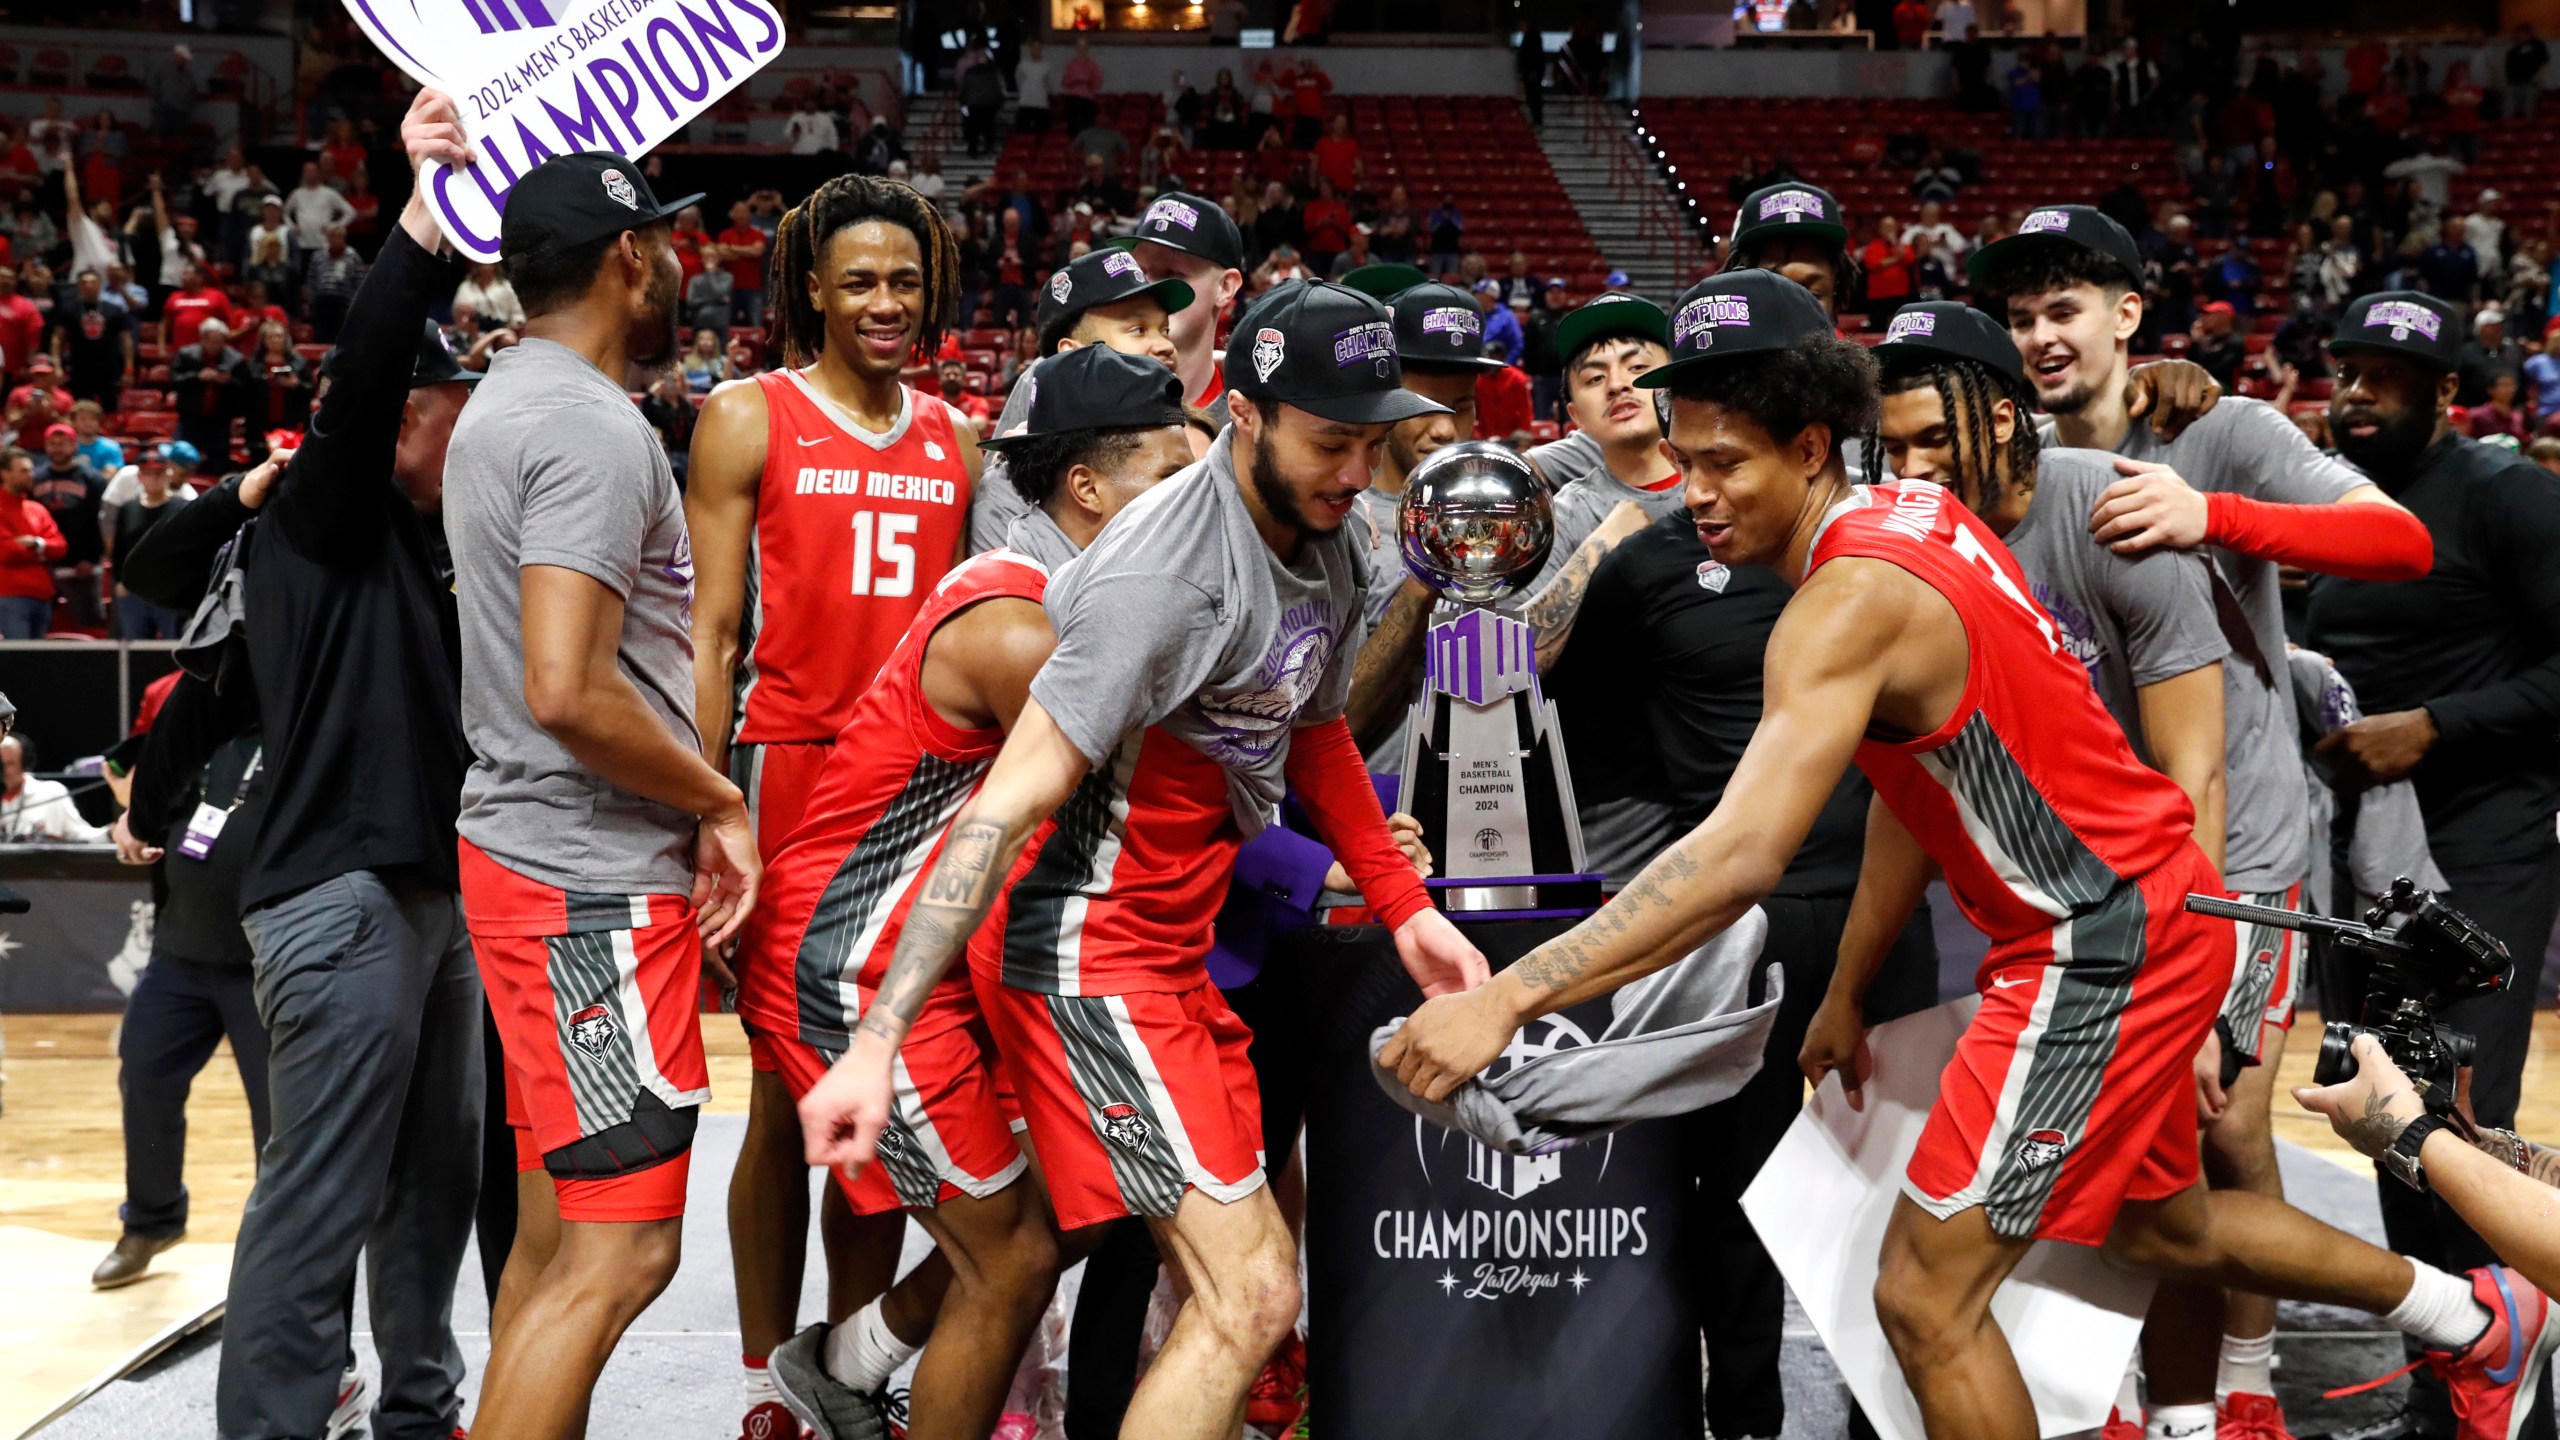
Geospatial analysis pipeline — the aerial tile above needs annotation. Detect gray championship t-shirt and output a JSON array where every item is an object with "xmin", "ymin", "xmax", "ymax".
[
  {"xmin": 2002, "ymin": 448, "xmax": 2229, "ymax": 766},
  {"xmin": 2115, "ymin": 396, "xmax": 2365, "ymax": 891},
  {"xmin": 446, "ymin": 338, "xmax": 701, "ymax": 894},
  {"xmin": 1031, "ymin": 428, "xmax": 1364, "ymax": 834},
  {"xmin": 1523, "ymin": 432, "xmax": 1689, "ymax": 593}
]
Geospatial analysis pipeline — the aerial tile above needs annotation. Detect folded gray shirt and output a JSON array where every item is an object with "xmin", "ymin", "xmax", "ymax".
[{"xmin": 1369, "ymin": 907, "xmax": 1778, "ymax": 1154}]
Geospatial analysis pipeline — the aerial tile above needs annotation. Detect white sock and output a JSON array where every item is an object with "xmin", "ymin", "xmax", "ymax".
[
  {"xmin": 824, "ymin": 1297, "xmax": 920, "ymax": 1392},
  {"xmin": 2386, "ymin": 1261, "xmax": 2494, "ymax": 1352},
  {"xmin": 2114, "ymin": 1359, "xmax": 2143, "ymax": 1421},
  {"xmin": 2217, "ymin": 1330, "xmax": 2276, "ymax": 1399},
  {"xmin": 2146, "ymin": 1402, "xmax": 2216, "ymax": 1439},
  {"xmin": 743, "ymin": 1358, "xmax": 779, "ymax": 1407}
]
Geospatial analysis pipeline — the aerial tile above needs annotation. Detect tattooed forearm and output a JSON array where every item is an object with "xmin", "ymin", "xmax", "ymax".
[
  {"xmin": 1347, "ymin": 580, "xmax": 1434, "ymax": 744},
  {"xmin": 2474, "ymin": 1129, "xmax": 2560, "ymax": 1190},
  {"xmin": 2339, "ymin": 1090, "xmax": 2416, "ymax": 1160},
  {"xmin": 1523, "ymin": 542, "xmax": 1602, "ymax": 671},
  {"xmin": 1511, "ymin": 837, "xmax": 1714, "ymax": 996},
  {"xmin": 857, "ymin": 817, "xmax": 1018, "ymax": 1046}
]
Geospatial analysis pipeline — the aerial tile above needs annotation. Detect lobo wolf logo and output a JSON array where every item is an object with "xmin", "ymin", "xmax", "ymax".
[
  {"xmin": 600, "ymin": 168, "xmax": 637, "ymax": 211},
  {"xmin": 566, "ymin": 1003, "xmax": 618, "ymax": 1058},
  {"xmin": 1099, "ymin": 1102, "xmax": 1152, "ymax": 1150},
  {"xmin": 2013, "ymin": 1127, "xmax": 2069, "ymax": 1170},
  {"xmin": 1253, "ymin": 327, "xmax": 1287, "ymax": 383}
]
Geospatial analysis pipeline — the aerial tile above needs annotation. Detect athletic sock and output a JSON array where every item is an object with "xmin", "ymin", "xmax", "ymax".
[
  {"xmin": 2385, "ymin": 1261, "xmax": 2494, "ymax": 1353},
  {"xmin": 824, "ymin": 1297, "xmax": 921, "ymax": 1392},
  {"xmin": 743, "ymin": 1355, "xmax": 779, "ymax": 1407},
  {"xmin": 2216, "ymin": 1331, "xmax": 2276, "ymax": 1399},
  {"xmin": 2146, "ymin": 1402, "xmax": 2216, "ymax": 1439}
]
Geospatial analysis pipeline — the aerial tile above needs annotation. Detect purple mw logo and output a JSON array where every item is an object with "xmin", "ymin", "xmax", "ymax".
[
  {"xmin": 1426, "ymin": 608, "xmax": 1535, "ymax": 705},
  {"xmin": 460, "ymin": 0, "xmax": 555, "ymax": 34}
]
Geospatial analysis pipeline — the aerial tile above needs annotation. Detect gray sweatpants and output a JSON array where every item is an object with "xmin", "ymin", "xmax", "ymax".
[{"xmin": 219, "ymin": 871, "xmax": 484, "ymax": 1440}]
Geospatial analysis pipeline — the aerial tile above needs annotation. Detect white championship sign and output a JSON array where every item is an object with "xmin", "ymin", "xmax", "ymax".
[{"xmin": 341, "ymin": 0, "xmax": 785, "ymax": 260}]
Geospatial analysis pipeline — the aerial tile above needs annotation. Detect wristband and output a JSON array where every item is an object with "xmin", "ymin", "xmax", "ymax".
[{"xmin": 2383, "ymin": 1112, "xmax": 2449, "ymax": 1193}]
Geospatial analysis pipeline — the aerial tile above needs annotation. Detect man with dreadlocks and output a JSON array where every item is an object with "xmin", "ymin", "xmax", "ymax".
[
  {"xmin": 1974, "ymin": 205, "xmax": 2437, "ymax": 1440},
  {"xmin": 684, "ymin": 170, "xmax": 982, "ymax": 1440},
  {"xmin": 1383, "ymin": 269, "xmax": 2557, "ymax": 1440}
]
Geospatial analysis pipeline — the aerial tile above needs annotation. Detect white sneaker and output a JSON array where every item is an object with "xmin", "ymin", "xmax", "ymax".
[{"xmin": 325, "ymin": 1364, "xmax": 371, "ymax": 1439}]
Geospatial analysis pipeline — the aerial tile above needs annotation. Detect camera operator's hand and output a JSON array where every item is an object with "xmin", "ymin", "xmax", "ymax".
[
  {"xmin": 2314, "ymin": 708, "xmax": 2438, "ymax": 789},
  {"xmin": 2293, "ymin": 1033, "xmax": 2426, "ymax": 1159}
]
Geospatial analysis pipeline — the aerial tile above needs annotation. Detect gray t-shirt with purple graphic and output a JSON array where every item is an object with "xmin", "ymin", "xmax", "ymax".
[
  {"xmin": 1031, "ymin": 427, "xmax": 1366, "ymax": 833},
  {"xmin": 2001, "ymin": 447, "xmax": 2228, "ymax": 766}
]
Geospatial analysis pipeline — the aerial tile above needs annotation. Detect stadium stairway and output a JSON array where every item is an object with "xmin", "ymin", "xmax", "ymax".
[
  {"xmin": 1539, "ymin": 95, "xmax": 1710, "ymax": 301},
  {"xmin": 909, "ymin": 90, "xmax": 1006, "ymax": 198}
]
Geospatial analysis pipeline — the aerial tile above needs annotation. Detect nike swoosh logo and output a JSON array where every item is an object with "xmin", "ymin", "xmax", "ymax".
[
  {"xmin": 1990, "ymin": 974, "xmax": 2038, "ymax": 989},
  {"xmin": 795, "ymin": 436, "xmax": 828, "ymax": 447}
]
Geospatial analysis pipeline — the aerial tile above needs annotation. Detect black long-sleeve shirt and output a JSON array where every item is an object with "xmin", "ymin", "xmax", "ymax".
[
  {"xmin": 225, "ymin": 224, "xmax": 469, "ymax": 911},
  {"xmin": 2305, "ymin": 432, "xmax": 2560, "ymax": 869},
  {"xmin": 128, "ymin": 672, "xmax": 262, "ymax": 967}
]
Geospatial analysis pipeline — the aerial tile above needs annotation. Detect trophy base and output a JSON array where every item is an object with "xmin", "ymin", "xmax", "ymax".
[{"xmin": 1428, "ymin": 874, "xmax": 1606, "ymax": 922}]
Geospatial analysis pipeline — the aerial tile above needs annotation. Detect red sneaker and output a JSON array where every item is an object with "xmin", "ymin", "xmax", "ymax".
[
  {"xmin": 2217, "ymin": 1393, "xmax": 2294, "ymax": 1440},
  {"xmin": 1246, "ymin": 1332, "xmax": 1307, "ymax": 1428},
  {"xmin": 737, "ymin": 1400, "xmax": 803, "ymax": 1440},
  {"xmin": 2428, "ymin": 1266, "xmax": 2560, "ymax": 1440},
  {"xmin": 2101, "ymin": 1408, "xmax": 2145, "ymax": 1440}
]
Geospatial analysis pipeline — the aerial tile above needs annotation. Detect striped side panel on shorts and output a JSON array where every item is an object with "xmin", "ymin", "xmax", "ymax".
[
  {"xmin": 1974, "ymin": 882, "xmax": 2148, "ymax": 1237},
  {"xmin": 563, "ymin": 889, "xmax": 651, "ymax": 935},
  {"xmin": 547, "ymin": 930, "xmax": 649, "ymax": 1140},
  {"xmin": 1916, "ymin": 713, "xmax": 2124, "ymax": 921},
  {"xmin": 794, "ymin": 753, "xmax": 987, "ymax": 1043},
  {"xmin": 2217, "ymin": 888, "xmax": 2291, "ymax": 1063},
  {"xmin": 1043, "ymin": 993, "xmax": 1194, "ymax": 1219},
  {"xmin": 1000, "ymin": 735, "xmax": 1141, "ymax": 995}
]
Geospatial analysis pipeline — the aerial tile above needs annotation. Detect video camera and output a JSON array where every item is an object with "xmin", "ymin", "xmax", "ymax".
[{"xmin": 2184, "ymin": 878, "xmax": 2510, "ymax": 1118}]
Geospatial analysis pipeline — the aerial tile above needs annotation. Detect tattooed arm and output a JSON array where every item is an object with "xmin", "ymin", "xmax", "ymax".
[
  {"xmin": 1345, "ymin": 576, "xmax": 1433, "ymax": 750},
  {"xmin": 1381, "ymin": 559, "xmax": 1915, "ymax": 1103},
  {"xmin": 1520, "ymin": 499, "xmax": 1652, "ymax": 670},
  {"xmin": 2297, "ymin": 1034, "xmax": 2560, "ymax": 1296},
  {"xmin": 798, "ymin": 699, "xmax": 1091, "ymax": 1171}
]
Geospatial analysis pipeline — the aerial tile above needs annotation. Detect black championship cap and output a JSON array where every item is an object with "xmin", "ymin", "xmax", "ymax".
[
  {"xmin": 1386, "ymin": 282, "xmax": 1507, "ymax": 371},
  {"xmin": 499, "ymin": 151, "xmax": 704, "ymax": 262},
  {"xmin": 1966, "ymin": 203, "xmax": 2144, "ymax": 290},
  {"xmin": 1554, "ymin": 292, "xmax": 1670, "ymax": 366},
  {"xmin": 976, "ymin": 344, "xmax": 1187, "ymax": 453},
  {"xmin": 1730, "ymin": 182, "xmax": 1848, "ymax": 254},
  {"xmin": 1336, "ymin": 262, "xmax": 1432, "ymax": 302},
  {"xmin": 1036, "ymin": 248, "xmax": 1196, "ymax": 352},
  {"xmin": 1634, "ymin": 270, "xmax": 1835, "ymax": 389},
  {"xmin": 1224, "ymin": 281, "xmax": 1451, "ymax": 425},
  {"xmin": 2329, "ymin": 290, "xmax": 2463, "ymax": 374},
  {"xmin": 1108, "ymin": 190, "xmax": 1247, "ymax": 273},
  {"xmin": 413, "ymin": 317, "xmax": 482, "ymax": 387},
  {"xmin": 1872, "ymin": 301, "xmax": 2027, "ymax": 388}
]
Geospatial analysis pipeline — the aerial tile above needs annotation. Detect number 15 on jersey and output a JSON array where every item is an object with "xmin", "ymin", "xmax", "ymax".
[{"xmin": 851, "ymin": 511, "xmax": 918, "ymax": 597}]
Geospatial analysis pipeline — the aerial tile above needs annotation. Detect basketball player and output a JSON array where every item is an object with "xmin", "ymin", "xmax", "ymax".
[
  {"xmin": 742, "ymin": 346, "xmax": 1196, "ymax": 1439},
  {"xmin": 1974, "ymin": 205, "xmax": 2436, "ymax": 1438},
  {"xmin": 1383, "ymin": 270, "xmax": 2557, "ymax": 1440},
  {"xmin": 686, "ymin": 172, "xmax": 981, "ymax": 1439},
  {"xmin": 1112, "ymin": 188, "xmax": 1248, "ymax": 418},
  {"xmin": 444, "ymin": 152, "xmax": 755, "ymax": 1440},
  {"xmin": 800, "ymin": 282, "xmax": 1492, "ymax": 1440},
  {"xmin": 964, "ymin": 244, "xmax": 1197, "ymax": 552}
]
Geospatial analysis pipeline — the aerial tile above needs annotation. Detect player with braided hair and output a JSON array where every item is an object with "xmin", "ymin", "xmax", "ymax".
[{"xmin": 685, "ymin": 171, "xmax": 981, "ymax": 1440}]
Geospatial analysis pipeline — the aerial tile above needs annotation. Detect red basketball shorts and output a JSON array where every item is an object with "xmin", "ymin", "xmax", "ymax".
[
  {"xmin": 1903, "ymin": 848, "xmax": 2230, "ymax": 1246},
  {"xmin": 751, "ymin": 1018, "xmax": 1027, "ymax": 1216},
  {"xmin": 2217, "ymin": 882, "xmax": 2305, "ymax": 1064},
  {"xmin": 972, "ymin": 969, "xmax": 1266, "ymax": 1232},
  {"xmin": 460, "ymin": 839, "xmax": 709, "ymax": 1223},
  {"xmin": 729, "ymin": 739, "xmax": 834, "ymax": 859}
]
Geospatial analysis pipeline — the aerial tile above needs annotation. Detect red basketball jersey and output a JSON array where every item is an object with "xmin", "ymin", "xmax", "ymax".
[
  {"xmin": 733, "ymin": 370, "xmax": 975, "ymax": 746},
  {"xmin": 736, "ymin": 550, "xmax": 1049, "ymax": 1047},
  {"xmin": 1807, "ymin": 481, "xmax": 2205, "ymax": 950}
]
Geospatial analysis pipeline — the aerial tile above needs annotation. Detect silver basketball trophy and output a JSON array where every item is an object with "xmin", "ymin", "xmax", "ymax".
[{"xmin": 1393, "ymin": 442, "xmax": 1601, "ymax": 915}]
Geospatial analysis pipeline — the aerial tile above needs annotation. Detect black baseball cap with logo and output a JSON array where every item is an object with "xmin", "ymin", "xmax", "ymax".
[
  {"xmin": 1554, "ymin": 292, "xmax": 1671, "ymax": 367},
  {"xmin": 1224, "ymin": 281, "xmax": 1451, "ymax": 425},
  {"xmin": 1036, "ymin": 248, "xmax": 1196, "ymax": 353},
  {"xmin": 1386, "ymin": 282, "xmax": 1507, "ymax": 372},
  {"xmin": 499, "ymin": 151, "xmax": 703, "ymax": 262},
  {"xmin": 1634, "ymin": 270, "xmax": 1836, "ymax": 389},
  {"xmin": 975, "ymin": 344, "xmax": 1188, "ymax": 452},
  {"xmin": 1730, "ymin": 182, "xmax": 1848, "ymax": 255},
  {"xmin": 1871, "ymin": 301, "xmax": 2029, "ymax": 389},
  {"xmin": 2328, "ymin": 290, "xmax": 2463, "ymax": 374},
  {"xmin": 1107, "ymin": 189, "xmax": 1248, "ymax": 274},
  {"xmin": 1966, "ymin": 203, "xmax": 2145, "ymax": 291}
]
